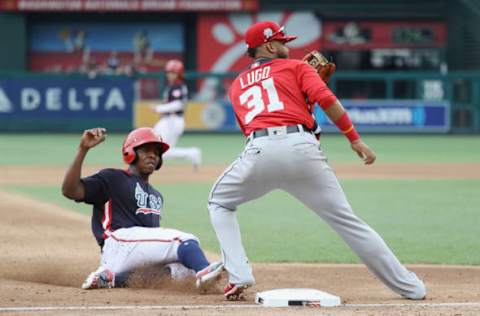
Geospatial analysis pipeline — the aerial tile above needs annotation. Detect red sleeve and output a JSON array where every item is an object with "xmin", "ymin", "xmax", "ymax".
[
  {"xmin": 228, "ymin": 84, "xmax": 247, "ymax": 135},
  {"xmin": 296, "ymin": 62, "xmax": 337, "ymax": 109}
]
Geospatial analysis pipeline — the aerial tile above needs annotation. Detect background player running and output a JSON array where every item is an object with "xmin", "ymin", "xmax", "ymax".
[
  {"xmin": 62, "ymin": 127, "xmax": 222, "ymax": 289},
  {"xmin": 151, "ymin": 59, "xmax": 202, "ymax": 170}
]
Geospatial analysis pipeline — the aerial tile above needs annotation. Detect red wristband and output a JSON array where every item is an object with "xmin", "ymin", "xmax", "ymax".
[{"xmin": 334, "ymin": 112, "xmax": 360, "ymax": 143}]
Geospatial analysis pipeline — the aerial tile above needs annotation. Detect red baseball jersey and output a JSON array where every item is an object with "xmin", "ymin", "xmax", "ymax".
[{"xmin": 229, "ymin": 58, "xmax": 337, "ymax": 136}]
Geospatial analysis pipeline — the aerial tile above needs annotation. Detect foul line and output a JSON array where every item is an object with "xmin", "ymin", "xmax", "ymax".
[
  {"xmin": 0, "ymin": 305, "xmax": 259, "ymax": 312},
  {"xmin": 346, "ymin": 302, "xmax": 480, "ymax": 308},
  {"xmin": 1, "ymin": 302, "xmax": 480, "ymax": 312}
]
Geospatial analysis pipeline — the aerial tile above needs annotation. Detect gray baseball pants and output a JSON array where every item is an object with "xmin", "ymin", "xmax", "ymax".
[{"xmin": 208, "ymin": 125, "xmax": 426, "ymax": 299}]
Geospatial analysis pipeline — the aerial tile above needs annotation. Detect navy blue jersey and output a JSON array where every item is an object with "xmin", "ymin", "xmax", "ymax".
[
  {"xmin": 163, "ymin": 82, "xmax": 188, "ymax": 103},
  {"xmin": 80, "ymin": 168, "xmax": 164, "ymax": 247}
]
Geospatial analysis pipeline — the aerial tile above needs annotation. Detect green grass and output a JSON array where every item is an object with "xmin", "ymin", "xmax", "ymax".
[
  {"xmin": 2, "ymin": 133, "xmax": 479, "ymax": 265},
  {"xmin": 7, "ymin": 179, "xmax": 480, "ymax": 265},
  {"xmin": 320, "ymin": 134, "xmax": 480, "ymax": 163},
  {"xmin": 0, "ymin": 133, "xmax": 244, "ymax": 166},
  {"xmin": 0, "ymin": 133, "xmax": 479, "ymax": 166}
]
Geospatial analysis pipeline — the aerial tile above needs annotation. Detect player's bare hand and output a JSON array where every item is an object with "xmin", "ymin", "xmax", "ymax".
[
  {"xmin": 79, "ymin": 128, "xmax": 107, "ymax": 150},
  {"xmin": 351, "ymin": 140, "xmax": 376, "ymax": 165}
]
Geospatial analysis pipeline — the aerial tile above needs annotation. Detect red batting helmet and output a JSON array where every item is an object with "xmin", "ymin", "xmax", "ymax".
[
  {"xmin": 165, "ymin": 59, "xmax": 184, "ymax": 79},
  {"xmin": 122, "ymin": 127, "xmax": 169, "ymax": 170},
  {"xmin": 244, "ymin": 21, "xmax": 297, "ymax": 49}
]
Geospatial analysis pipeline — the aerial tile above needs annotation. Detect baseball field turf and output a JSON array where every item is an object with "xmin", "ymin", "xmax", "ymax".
[{"xmin": 2, "ymin": 133, "xmax": 479, "ymax": 265}]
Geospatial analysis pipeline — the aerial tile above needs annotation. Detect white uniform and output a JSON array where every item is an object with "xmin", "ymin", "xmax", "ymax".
[
  {"xmin": 153, "ymin": 82, "xmax": 201, "ymax": 168},
  {"xmin": 208, "ymin": 129, "xmax": 426, "ymax": 299},
  {"xmin": 102, "ymin": 227, "xmax": 197, "ymax": 278}
]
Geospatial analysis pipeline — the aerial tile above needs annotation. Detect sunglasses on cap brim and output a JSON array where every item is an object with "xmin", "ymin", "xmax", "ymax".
[
  {"xmin": 267, "ymin": 26, "xmax": 286, "ymax": 40},
  {"xmin": 265, "ymin": 26, "xmax": 297, "ymax": 44}
]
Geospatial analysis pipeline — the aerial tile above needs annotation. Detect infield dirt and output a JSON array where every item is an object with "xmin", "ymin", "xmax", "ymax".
[{"xmin": 0, "ymin": 163, "xmax": 479, "ymax": 315}]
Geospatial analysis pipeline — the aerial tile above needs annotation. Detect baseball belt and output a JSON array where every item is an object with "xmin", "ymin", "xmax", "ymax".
[
  {"xmin": 251, "ymin": 124, "xmax": 313, "ymax": 139},
  {"xmin": 163, "ymin": 110, "xmax": 184, "ymax": 117}
]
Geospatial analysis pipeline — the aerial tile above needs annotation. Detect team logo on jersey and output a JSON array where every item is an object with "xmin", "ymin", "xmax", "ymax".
[{"xmin": 134, "ymin": 182, "xmax": 163, "ymax": 216}]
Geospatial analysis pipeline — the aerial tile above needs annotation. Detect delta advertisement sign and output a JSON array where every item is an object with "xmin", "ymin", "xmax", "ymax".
[
  {"xmin": 0, "ymin": 77, "xmax": 134, "ymax": 131},
  {"xmin": 315, "ymin": 100, "xmax": 450, "ymax": 133}
]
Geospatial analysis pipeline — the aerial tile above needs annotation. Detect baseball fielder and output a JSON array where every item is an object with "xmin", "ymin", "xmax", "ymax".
[
  {"xmin": 151, "ymin": 59, "xmax": 202, "ymax": 170},
  {"xmin": 208, "ymin": 21, "xmax": 426, "ymax": 300},
  {"xmin": 62, "ymin": 127, "xmax": 222, "ymax": 289}
]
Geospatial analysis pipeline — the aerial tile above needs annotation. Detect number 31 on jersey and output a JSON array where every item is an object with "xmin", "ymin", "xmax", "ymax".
[{"xmin": 239, "ymin": 78, "xmax": 284, "ymax": 124}]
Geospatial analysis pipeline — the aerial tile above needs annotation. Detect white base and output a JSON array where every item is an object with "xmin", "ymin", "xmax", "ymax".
[{"xmin": 255, "ymin": 288, "xmax": 341, "ymax": 307}]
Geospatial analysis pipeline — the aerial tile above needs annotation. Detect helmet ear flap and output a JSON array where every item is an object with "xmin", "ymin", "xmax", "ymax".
[
  {"xmin": 122, "ymin": 127, "xmax": 169, "ymax": 167},
  {"xmin": 123, "ymin": 147, "xmax": 137, "ymax": 164},
  {"xmin": 124, "ymin": 147, "xmax": 162, "ymax": 169}
]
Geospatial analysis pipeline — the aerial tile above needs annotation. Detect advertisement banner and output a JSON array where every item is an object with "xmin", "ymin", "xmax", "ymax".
[
  {"xmin": 0, "ymin": 77, "xmax": 134, "ymax": 132},
  {"xmin": 31, "ymin": 22, "xmax": 184, "ymax": 53},
  {"xmin": 135, "ymin": 100, "xmax": 238, "ymax": 131},
  {"xmin": 0, "ymin": 0, "xmax": 259, "ymax": 12},
  {"xmin": 135, "ymin": 99, "xmax": 450, "ymax": 133},
  {"xmin": 314, "ymin": 100, "xmax": 450, "ymax": 133},
  {"xmin": 29, "ymin": 22, "xmax": 184, "ymax": 72}
]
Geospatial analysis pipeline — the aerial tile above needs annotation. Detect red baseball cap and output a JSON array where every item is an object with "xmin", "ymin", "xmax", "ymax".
[{"xmin": 245, "ymin": 21, "xmax": 297, "ymax": 49}]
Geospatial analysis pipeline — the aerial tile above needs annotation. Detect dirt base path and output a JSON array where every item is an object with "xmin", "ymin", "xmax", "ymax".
[
  {"xmin": 1, "ymin": 162, "xmax": 480, "ymax": 186},
  {"xmin": 0, "ymin": 189, "xmax": 479, "ymax": 316}
]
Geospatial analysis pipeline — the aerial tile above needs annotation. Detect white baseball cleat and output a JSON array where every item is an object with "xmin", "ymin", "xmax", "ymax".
[
  {"xmin": 81, "ymin": 267, "xmax": 115, "ymax": 290},
  {"xmin": 195, "ymin": 261, "xmax": 224, "ymax": 288}
]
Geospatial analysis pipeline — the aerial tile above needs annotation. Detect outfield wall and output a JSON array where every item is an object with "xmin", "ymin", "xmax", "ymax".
[
  {"xmin": 0, "ymin": 72, "xmax": 478, "ymax": 133},
  {"xmin": 0, "ymin": 76, "xmax": 133, "ymax": 132}
]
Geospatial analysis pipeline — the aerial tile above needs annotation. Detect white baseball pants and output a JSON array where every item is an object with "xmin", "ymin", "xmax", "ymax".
[
  {"xmin": 153, "ymin": 115, "xmax": 202, "ymax": 166},
  {"xmin": 100, "ymin": 226, "xmax": 197, "ymax": 277},
  {"xmin": 208, "ymin": 125, "xmax": 426, "ymax": 299}
]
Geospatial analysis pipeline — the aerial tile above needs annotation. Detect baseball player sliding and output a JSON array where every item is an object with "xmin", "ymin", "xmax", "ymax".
[
  {"xmin": 151, "ymin": 59, "xmax": 202, "ymax": 170},
  {"xmin": 62, "ymin": 127, "xmax": 222, "ymax": 289},
  {"xmin": 208, "ymin": 21, "xmax": 426, "ymax": 300}
]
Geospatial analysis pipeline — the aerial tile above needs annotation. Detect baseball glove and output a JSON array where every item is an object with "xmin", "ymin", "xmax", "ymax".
[{"xmin": 302, "ymin": 51, "xmax": 336, "ymax": 83}]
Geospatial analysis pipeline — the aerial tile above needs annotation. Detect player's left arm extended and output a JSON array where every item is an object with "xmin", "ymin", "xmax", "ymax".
[
  {"xmin": 323, "ymin": 100, "xmax": 376, "ymax": 165},
  {"xmin": 297, "ymin": 63, "xmax": 375, "ymax": 165},
  {"xmin": 152, "ymin": 100, "xmax": 184, "ymax": 113}
]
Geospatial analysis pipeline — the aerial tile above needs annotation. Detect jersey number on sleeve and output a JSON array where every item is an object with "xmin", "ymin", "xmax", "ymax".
[{"xmin": 239, "ymin": 78, "xmax": 284, "ymax": 124}]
